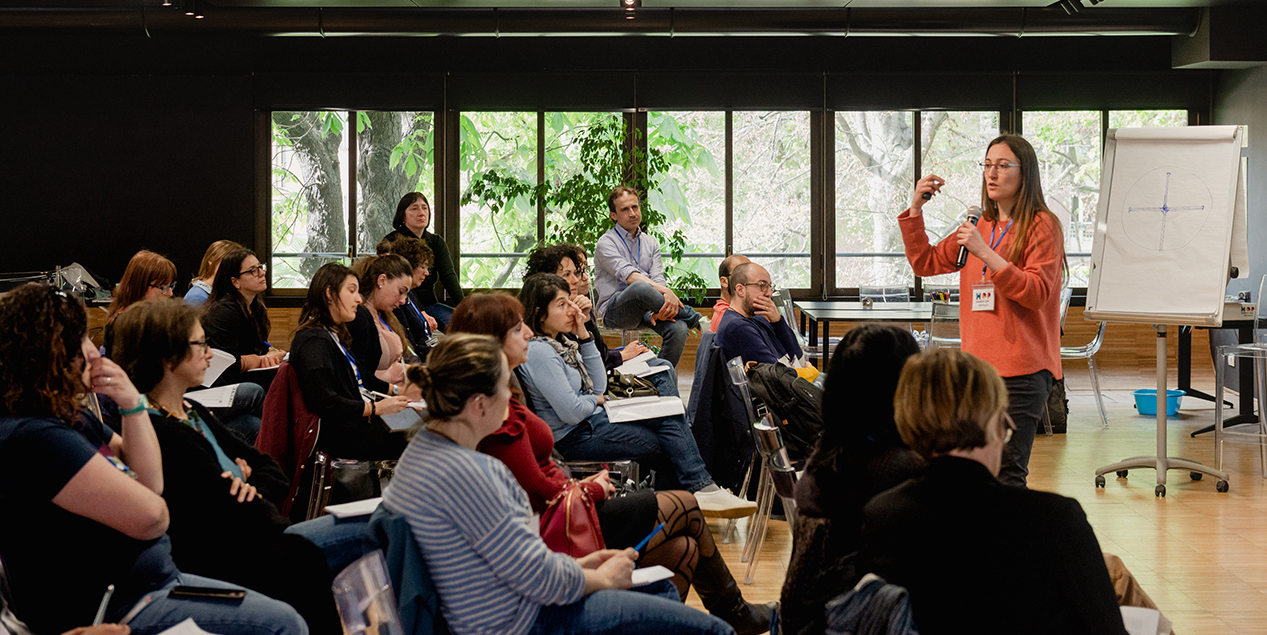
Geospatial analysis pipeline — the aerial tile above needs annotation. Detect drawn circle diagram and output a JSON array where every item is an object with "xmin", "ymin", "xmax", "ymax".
[{"xmin": 1121, "ymin": 166, "xmax": 1213, "ymax": 252}]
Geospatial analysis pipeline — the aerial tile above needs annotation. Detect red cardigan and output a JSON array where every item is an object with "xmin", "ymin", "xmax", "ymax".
[
  {"xmin": 900, "ymin": 208, "xmax": 1064, "ymax": 380},
  {"xmin": 478, "ymin": 399, "xmax": 608, "ymax": 513}
]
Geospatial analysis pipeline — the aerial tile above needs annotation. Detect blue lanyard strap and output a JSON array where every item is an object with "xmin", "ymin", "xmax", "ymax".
[
  {"xmin": 980, "ymin": 219, "xmax": 1014, "ymax": 279},
  {"xmin": 405, "ymin": 298, "xmax": 432, "ymax": 337},
  {"xmin": 329, "ymin": 331, "xmax": 366, "ymax": 392},
  {"xmin": 617, "ymin": 229, "xmax": 641, "ymax": 264}
]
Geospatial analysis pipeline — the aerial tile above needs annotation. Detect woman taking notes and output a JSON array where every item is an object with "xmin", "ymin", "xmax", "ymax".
[{"xmin": 900, "ymin": 134, "xmax": 1064, "ymax": 488}]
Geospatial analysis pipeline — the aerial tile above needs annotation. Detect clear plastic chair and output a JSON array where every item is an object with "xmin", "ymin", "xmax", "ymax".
[
  {"xmin": 773, "ymin": 287, "xmax": 820, "ymax": 364},
  {"xmin": 1059, "ymin": 288, "xmax": 1110, "ymax": 429},
  {"xmin": 927, "ymin": 302, "xmax": 960, "ymax": 350},
  {"xmin": 741, "ymin": 414, "xmax": 799, "ymax": 585},
  {"xmin": 332, "ymin": 550, "xmax": 405, "ymax": 635}
]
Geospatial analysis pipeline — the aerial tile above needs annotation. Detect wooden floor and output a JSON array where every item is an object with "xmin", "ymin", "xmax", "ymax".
[{"xmin": 684, "ymin": 367, "xmax": 1267, "ymax": 635}]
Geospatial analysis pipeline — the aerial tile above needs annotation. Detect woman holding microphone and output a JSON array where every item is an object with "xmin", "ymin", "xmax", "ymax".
[{"xmin": 899, "ymin": 133, "xmax": 1064, "ymax": 488}]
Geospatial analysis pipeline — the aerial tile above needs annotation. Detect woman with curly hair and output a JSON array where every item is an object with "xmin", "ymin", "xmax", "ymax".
[
  {"xmin": 452, "ymin": 293, "xmax": 777, "ymax": 634},
  {"xmin": 0, "ymin": 284, "xmax": 305, "ymax": 635}
]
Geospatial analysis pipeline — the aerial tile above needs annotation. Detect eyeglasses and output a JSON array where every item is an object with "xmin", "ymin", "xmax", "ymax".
[
  {"xmin": 150, "ymin": 281, "xmax": 177, "ymax": 293},
  {"xmin": 238, "ymin": 264, "xmax": 267, "ymax": 277},
  {"xmin": 979, "ymin": 161, "xmax": 1020, "ymax": 174},
  {"xmin": 999, "ymin": 412, "xmax": 1016, "ymax": 445},
  {"xmin": 189, "ymin": 339, "xmax": 209, "ymax": 353},
  {"xmin": 741, "ymin": 281, "xmax": 776, "ymax": 294}
]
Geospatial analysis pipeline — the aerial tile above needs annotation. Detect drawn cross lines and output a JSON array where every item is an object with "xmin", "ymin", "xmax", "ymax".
[{"xmin": 1122, "ymin": 167, "xmax": 1212, "ymax": 252}]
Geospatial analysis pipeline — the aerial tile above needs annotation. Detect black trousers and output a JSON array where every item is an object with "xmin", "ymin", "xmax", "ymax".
[{"xmin": 999, "ymin": 369, "xmax": 1055, "ymax": 488}]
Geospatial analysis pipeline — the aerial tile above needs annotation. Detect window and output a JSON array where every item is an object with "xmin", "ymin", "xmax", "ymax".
[
  {"xmin": 648, "ymin": 111, "xmax": 726, "ymax": 288},
  {"xmin": 271, "ymin": 111, "xmax": 351, "ymax": 289},
  {"xmin": 459, "ymin": 112, "xmax": 538, "ymax": 289},
  {"xmin": 834, "ymin": 111, "xmax": 915, "ymax": 289},
  {"xmin": 270, "ymin": 110, "xmax": 435, "ymax": 289},
  {"xmin": 733, "ymin": 111, "xmax": 812, "ymax": 289}
]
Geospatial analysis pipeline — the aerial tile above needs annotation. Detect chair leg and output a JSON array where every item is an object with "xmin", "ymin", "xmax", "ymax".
[
  {"xmin": 743, "ymin": 462, "xmax": 775, "ymax": 584},
  {"xmin": 1087, "ymin": 354, "xmax": 1109, "ymax": 429},
  {"xmin": 306, "ymin": 451, "xmax": 330, "ymax": 521},
  {"xmin": 1042, "ymin": 404, "xmax": 1053, "ymax": 436},
  {"xmin": 741, "ymin": 459, "xmax": 772, "ymax": 564},
  {"xmin": 722, "ymin": 457, "xmax": 756, "ymax": 544}
]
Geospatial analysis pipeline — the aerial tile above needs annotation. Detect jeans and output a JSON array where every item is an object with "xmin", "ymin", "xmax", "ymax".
[
  {"xmin": 529, "ymin": 579, "xmax": 734, "ymax": 635},
  {"xmin": 285, "ymin": 515, "xmax": 373, "ymax": 574},
  {"xmin": 644, "ymin": 358, "xmax": 679, "ymax": 398},
  {"xmin": 421, "ymin": 302, "xmax": 455, "ymax": 331},
  {"xmin": 999, "ymin": 370, "xmax": 1054, "ymax": 488},
  {"xmin": 553, "ymin": 406, "xmax": 712, "ymax": 493},
  {"xmin": 602, "ymin": 281, "xmax": 701, "ymax": 368},
  {"xmin": 118, "ymin": 573, "xmax": 307, "ymax": 635},
  {"xmin": 210, "ymin": 382, "xmax": 267, "ymax": 445}
]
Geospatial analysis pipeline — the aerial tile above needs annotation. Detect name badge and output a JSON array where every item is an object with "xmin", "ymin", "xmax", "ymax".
[{"xmin": 972, "ymin": 283, "xmax": 996, "ymax": 312}]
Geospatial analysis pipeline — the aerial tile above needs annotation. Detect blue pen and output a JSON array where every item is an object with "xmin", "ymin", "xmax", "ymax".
[{"xmin": 633, "ymin": 522, "xmax": 666, "ymax": 552}]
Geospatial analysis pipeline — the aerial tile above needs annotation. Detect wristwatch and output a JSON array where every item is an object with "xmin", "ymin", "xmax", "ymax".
[{"xmin": 119, "ymin": 395, "xmax": 150, "ymax": 416}]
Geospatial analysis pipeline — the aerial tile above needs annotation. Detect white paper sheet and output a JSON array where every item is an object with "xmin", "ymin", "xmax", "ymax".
[
  {"xmin": 325, "ymin": 497, "xmax": 383, "ymax": 518},
  {"xmin": 202, "ymin": 349, "xmax": 236, "ymax": 387},
  {"xmin": 604, "ymin": 396, "xmax": 685, "ymax": 423},
  {"xmin": 380, "ymin": 406, "xmax": 425, "ymax": 432},
  {"xmin": 631, "ymin": 565, "xmax": 674, "ymax": 587},
  {"xmin": 1120, "ymin": 606, "xmax": 1172, "ymax": 635},
  {"xmin": 184, "ymin": 385, "xmax": 238, "ymax": 409}
]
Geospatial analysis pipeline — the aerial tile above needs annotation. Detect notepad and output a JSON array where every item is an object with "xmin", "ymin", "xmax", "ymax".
[
  {"xmin": 614, "ymin": 352, "xmax": 672, "ymax": 378},
  {"xmin": 604, "ymin": 396, "xmax": 684, "ymax": 423},
  {"xmin": 202, "ymin": 349, "xmax": 236, "ymax": 387},
  {"xmin": 184, "ymin": 385, "xmax": 238, "ymax": 409},
  {"xmin": 325, "ymin": 497, "xmax": 383, "ymax": 519},
  {"xmin": 380, "ymin": 404, "xmax": 426, "ymax": 432},
  {"xmin": 631, "ymin": 565, "xmax": 674, "ymax": 587}
]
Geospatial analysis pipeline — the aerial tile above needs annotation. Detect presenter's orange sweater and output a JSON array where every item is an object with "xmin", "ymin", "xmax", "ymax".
[{"xmin": 900, "ymin": 208, "xmax": 1064, "ymax": 380}]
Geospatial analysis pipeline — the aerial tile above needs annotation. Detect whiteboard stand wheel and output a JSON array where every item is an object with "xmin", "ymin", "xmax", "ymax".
[
  {"xmin": 1216, "ymin": 480, "xmax": 1229, "ymax": 493},
  {"xmin": 1116, "ymin": 470, "xmax": 1128, "ymax": 478},
  {"xmin": 1190, "ymin": 471, "xmax": 1203, "ymax": 481},
  {"xmin": 1095, "ymin": 475, "xmax": 1106, "ymax": 488},
  {"xmin": 1155, "ymin": 484, "xmax": 1166, "ymax": 498}
]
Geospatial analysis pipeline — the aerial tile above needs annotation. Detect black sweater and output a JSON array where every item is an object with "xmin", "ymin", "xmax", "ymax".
[
  {"xmin": 202, "ymin": 297, "xmax": 270, "ymax": 387},
  {"xmin": 288, "ymin": 327, "xmax": 408, "ymax": 460},
  {"xmin": 382, "ymin": 227, "xmax": 464, "ymax": 308},
  {"xmin": 148, "ymin": 401, "xmax": 340, "ymax": 635}
]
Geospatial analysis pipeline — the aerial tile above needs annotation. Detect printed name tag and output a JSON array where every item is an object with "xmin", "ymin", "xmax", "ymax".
[{"xmin": 972, "ymin": 283, "xmax": 996, "ymax": 312}]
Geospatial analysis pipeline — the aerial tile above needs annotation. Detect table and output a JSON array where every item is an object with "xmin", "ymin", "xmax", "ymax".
[
  {"xmin": 795, "ymin": 301, "xmax": 934, "ymax": 366},
  {"xmin": 1181, "ymin": 317, "xmax": 1264, "ymax": 436}
]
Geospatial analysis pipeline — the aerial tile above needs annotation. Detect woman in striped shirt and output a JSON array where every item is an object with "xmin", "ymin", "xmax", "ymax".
[{"xmin": 383, "ymin": 334, "xmax": 733, "ymax": 635}]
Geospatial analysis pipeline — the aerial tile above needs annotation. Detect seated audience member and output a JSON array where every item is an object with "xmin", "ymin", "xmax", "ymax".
[
  {"xmin": 184, "ymin": 239, "xmax": 244, "ymax": 307},
  {"xmin": 594, "ymin": 186, "xmax": 701, "ymax": 367},
  {"xmin": 524, "ymin": 243, "xmax": 655, "ymax": 370},
  {"xmin": 713, "ymin": 262, "xmax": 803, "ymax": 367},
  {"xmin": 347, "ymin": 254, "xmax": 413, "ymax": 395},
  {"xmin": 112, "ymin": 299, "xmax": 343, "ymax": 635},
  {"xmin": 377, "ymin": 236, "xmax": 440, "ymax": 357},
  {"xmin": 780, "ymin": 325, "xmax": 925, "ymax": 635},
  {"xmin": 203, "ymin": 249, "xmax": 284, "ymax": 388},
  {"xmin": 517, "ymin": 273, "xmax": 754, "ymax": 516},
  {"xmin": 1, "ymin": 559, "xmax": 133, "ymax": 635},
  {"xmin": 380, "ymin": 192, "xmax": 463, "ymax": 328},
  {"xmin": 710, "ymin": 254, "xmax": 750, "ymax": 333},
  {"xmin": 449, "ymin": 294, "xmax": 776, "ymax": 634},
  {"xmin": 289, "ymin": 263, "xmax": 411, "ymax": 461},
  {"xmin": 0, "ymin": 284, "xmax": 305, "ymax": 635},
  {"xmin": 858, "ymin": 348, "xmax": 1130, "ymax": 634},
  {"xmin": 103, "ymin": 250, "xmax": 179, "ymax": 358},
  {"xmin": 383, "ymin": 334, "xmax": 733, "ymax": 635}
]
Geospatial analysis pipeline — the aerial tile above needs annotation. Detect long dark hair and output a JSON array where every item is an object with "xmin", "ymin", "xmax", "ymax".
[
  {"xmin": 298, "ymin": 263, "xmax": 358, "ymax": 344},
  {"xmin": 391, "ymin": 192, "xmax": 430, "ymax": 234},
  {"xmin": 809, "ymin": 324, "xmax": 921, "ymax": 472},
  {"xmin": 354, "ymin": 254, "xmax": 415, "ymax": 356},
  {"xmin": 0, "ymin": 283, "xmax": 88, "ymax": 422},
  {"xmin": 519, "ymin": 273, "xmax": 571, "ymax": 337},
  {"xmin": 206, "ymin": 249, "xmax": 271, "ymax": 345}
]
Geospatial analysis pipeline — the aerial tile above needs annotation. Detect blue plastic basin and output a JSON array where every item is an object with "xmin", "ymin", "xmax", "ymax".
[{"xmin": 1133, "ymin": 389, "xmax": 1185, "ymax": 416}]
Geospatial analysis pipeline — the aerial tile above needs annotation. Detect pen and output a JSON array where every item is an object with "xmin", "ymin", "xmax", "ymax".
[
  {"xmin": 370, "ymin": 390, "xmax": 393, "ymax": 400},
  {"xmin": 118, "ymin": 594, "xmax": 154, "ymax": 625},
  {"xmin": 92, "ymin": 584, "xmax": 115, "ymax": 626},
  {"xmin": 633, "ymin": 522, "xmax": 665, "ymax": 553}
]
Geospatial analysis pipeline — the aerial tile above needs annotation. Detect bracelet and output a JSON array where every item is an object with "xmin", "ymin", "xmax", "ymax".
[
  {"xmin": 370, "ymin": 400, "xmax": 377, "ymax": 419},
  {"xmin": 119, "ymin": 395, "xmax": 149, "ymax": 416}
]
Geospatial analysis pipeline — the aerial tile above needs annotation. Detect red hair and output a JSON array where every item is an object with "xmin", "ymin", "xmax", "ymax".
[{"xmin": 449, "ymin": 293, "xmax": 525, "ymax": 342}]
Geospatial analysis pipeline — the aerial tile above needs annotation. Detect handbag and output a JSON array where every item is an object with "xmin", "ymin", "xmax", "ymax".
[
  {"xmin": 539, "ymin": 479, "xmax": 606, "ymax": 558},
  {"xmin": 605, "ymin": 369, "xmax": 659, "ymax": 400}
]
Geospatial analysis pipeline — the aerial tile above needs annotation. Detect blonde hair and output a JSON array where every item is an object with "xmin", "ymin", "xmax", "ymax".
[
  {"xmin": 195, "ymin": 240, "xmax": 245, "ymax": 282},
  {"xmin": 893, "ymin": 349, "xmax": 1008, "ymax": 458}
]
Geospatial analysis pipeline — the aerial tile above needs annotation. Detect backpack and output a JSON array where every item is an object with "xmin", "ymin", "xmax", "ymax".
[{"xmin": 745, "ymin": 363, "xmax": 824, "ymax": 461}]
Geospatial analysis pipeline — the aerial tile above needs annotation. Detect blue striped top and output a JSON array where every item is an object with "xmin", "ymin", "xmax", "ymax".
[{"xmin": 382, "ymin": 430, "xmax": 587, "ymax": 635}]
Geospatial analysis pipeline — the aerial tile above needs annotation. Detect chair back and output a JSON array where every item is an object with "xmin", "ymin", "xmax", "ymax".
[
  {"xmin": 257, "ymin": 361, "xmax": 322, "ymax": 516},
  {"xmin": 751, "ymin": 414, "xmax": 799, "ymax": 527},
  {"xmin": 688, "ymin": 343, "xmax": 757, "ymax": 491},
  {"xmin": 772, "ymin": 288, "xmax": 807, "ymax": 346},
  {"xmin": 928, "ymin": 302, "xmax": 961, "ymax": 349},
  {"xmin": 364, "ymin": 506, "xmax": 449, "ymax": 635},
  {"xmin": 332, "ymin": 550, "xmax": 406, "ymax": 635},
  {"xmin": 1257, "ymin": 274, "xmax": 1267, "ymax": 318},
  {"xmin": 1058, "ymin": 287, "xmax": 1073, "ymax": 330}
]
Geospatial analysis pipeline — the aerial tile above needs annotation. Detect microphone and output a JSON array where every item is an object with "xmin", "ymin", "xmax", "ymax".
[{"xmin": 955, "ymin": 206, "xmax": 983, "ymax": 269}]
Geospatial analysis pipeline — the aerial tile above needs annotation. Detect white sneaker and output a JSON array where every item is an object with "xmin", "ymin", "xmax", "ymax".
[{"xmin": 695, "ymin": 487, "xmax": 758, "ymax": 519}]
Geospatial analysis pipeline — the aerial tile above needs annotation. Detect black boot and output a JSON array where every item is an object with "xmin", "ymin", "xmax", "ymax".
[{"xmin": 692, "ymin": 548, "xmax": 778, "ymax": 635}]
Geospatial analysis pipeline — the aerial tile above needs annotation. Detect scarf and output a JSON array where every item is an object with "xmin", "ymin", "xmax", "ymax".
[{"xmin": 536, "ymin": 334, "xmax": 593, "ymax": 394}]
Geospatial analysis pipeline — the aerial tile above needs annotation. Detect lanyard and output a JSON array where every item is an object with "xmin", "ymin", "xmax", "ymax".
[
  {"xmin": 405, "ymin": 298, "xmax": 432, "ymax": 337},
  {"xmin": 329, "ymin": 331, "xmax": 369, "ymax": 400},
  {"xmin": 617, "ymin": 229, "xmax": 641, "ymax": 264},
  {"xmin": 981, "ymin": 219, "xmax": 1014, "ymax": 280}
]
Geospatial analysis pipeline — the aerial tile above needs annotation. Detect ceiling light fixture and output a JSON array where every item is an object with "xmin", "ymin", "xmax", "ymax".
[
  {"xmin": 622, "ymin": 0, "xmax": 639, "ymax": 19},
  {"xmin": 194, "ymin": 0, "xmax": 204, "ymax": 18},
  {"xmin": 183, "ymin": 0, "xmax": 195, "ymax": 16}
]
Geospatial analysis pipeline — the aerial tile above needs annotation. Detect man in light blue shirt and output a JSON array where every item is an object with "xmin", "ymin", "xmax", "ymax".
[{"xmin": 594, "ymin": 186, "xmax": 701, "ymax": 367}]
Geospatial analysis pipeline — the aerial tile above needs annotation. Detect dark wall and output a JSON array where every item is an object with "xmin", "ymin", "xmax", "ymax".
[
  {"xmin": 0, "ymin": 31, "xmax": 1211, "ymax": 286},
  {"xmin": 0, "ymin": 73, "xmax": 254, "ymax": 285}
]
